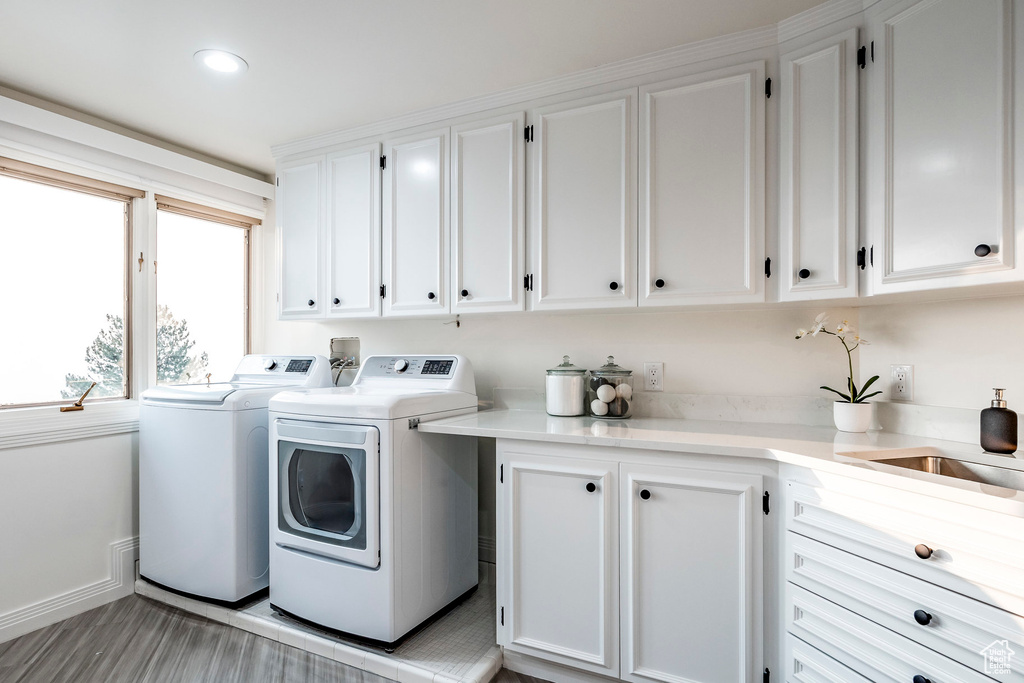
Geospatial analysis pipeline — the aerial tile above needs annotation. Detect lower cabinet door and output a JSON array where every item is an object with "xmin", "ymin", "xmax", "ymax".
[
  {"xmin": 497, "ymin": 448, "xmax": 619, "ymax": 676},
  {"xmin": 620, "ymin": 463, "xmax": 763, "ymax": 683}
]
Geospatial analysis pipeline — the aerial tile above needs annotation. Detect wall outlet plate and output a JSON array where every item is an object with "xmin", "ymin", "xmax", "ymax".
[
  {"xmin": 890, "ymin": 364, "xmax": 913, "ymax": 402},
  {"xmin": 643, "ymin": 362, "xmax": 663, "ymax": 392}
]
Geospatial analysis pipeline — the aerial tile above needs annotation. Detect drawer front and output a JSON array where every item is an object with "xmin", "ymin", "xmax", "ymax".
[
  {"xmin": 788, "ymin": 584, "xmax": 996, "ymax": 683},
  {"xmin": 788, "ymin": 532, "xmax": 1024, "ymax": 679},
  {"xmin": 784, "ymin": 635, "xmax": 871, "ymax": 683},
  {"xmin": 786, "ymin": 477, "xmax": 1024, "ymax": 615}
]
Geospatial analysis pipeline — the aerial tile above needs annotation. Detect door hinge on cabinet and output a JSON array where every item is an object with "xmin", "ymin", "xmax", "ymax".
[
  {"xmin": 524, "ymin": 125, "xmax": 534, "ymax": 143},
  {"xmin": 763, "ymin": 491, "xmax": 770, "ymax": 515},
  {"xmin": 764, "ymin": 257, "xmax": 771, "ymax": 279},
  {"xmin": 870, "ymin": 245, "xmax": 874, "ymax": 266},
  {"xmin": 765, "ymin": 78, "xmax": 772, "ymax": 98},
  {"xmin": 858, "ymin": 46, "xmax": 867, "ymax": 69},
  {"xmin": 857, "ymin": 247, "xmax": 867, "ymax": 270},
  {"xmin": 380, "ymin": 155, "xmax": 387, "ymax": 170},
  {"xmin": 276, "ymin": 177, "xmax": 280, "ymax": 186},
  {"xmin": 500, "ymin": 607, "xmax": 504, "ymax": 625},
  {"xmin": 763, "ymin": 667, "xmax": 770, "ymax": 683},
  {"xmin": 871, "ymin": 40, "xmax": 875, "ymax": 62},
  {"xmin": 380, "ymin": 284, "xmax": 386, "ymax": 298},
  {"xmin": 500, "ymin": 464, "xmax": 504, "ymax": 483}
]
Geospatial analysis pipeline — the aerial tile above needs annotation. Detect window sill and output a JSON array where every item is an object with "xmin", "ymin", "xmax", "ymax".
[{"xmin": 0, "ymin": 400, "xmax": 140, "ymax": 451}]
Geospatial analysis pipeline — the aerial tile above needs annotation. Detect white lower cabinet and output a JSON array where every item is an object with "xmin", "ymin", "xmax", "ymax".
[
  {"xmin": 497, "ymin": 449, "xmax": 619, "ymax": 676},
  {"xmin": 497, "ymin": 442, "xmax": 765, "ymax": 682},
  {"xmin": 620, "ymin": 464, "xmax": 763, "ymax": 683}
]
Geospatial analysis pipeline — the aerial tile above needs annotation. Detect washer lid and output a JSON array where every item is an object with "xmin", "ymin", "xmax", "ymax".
[
  {"xmin": 141, "ymin": 383, "xmax": 240, "ymax": 404},
  {"xmin": 269, "ymin": 386, "xmax": 477, "ymax": 420}
]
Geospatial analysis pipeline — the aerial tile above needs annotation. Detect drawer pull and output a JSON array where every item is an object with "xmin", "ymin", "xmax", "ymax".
[
  {"xmin": 912, "ymin": 676, "xmax": 932, "ymax": 683},
  {"xmin": 913, "ymin": 609, "xmax": 933, "ymax": 625},
  {"xmin": 914, "ymin": 543, "xmax": 933, "ymax": 559}
]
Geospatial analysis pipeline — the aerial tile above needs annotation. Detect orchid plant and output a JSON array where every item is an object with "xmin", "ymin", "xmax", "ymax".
[{"xmin": 796, "ymin": 313, "xmax": 881, "ymax": 404}]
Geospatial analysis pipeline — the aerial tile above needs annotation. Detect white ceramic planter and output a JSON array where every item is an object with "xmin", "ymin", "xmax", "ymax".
[{"xmin": 833, "ymin": 401, "xmax": 873, "ymax": 433}]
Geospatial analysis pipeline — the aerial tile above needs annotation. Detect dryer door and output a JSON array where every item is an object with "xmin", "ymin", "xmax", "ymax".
[{"xmin": 274, "ymin": 421, "xmax": 380, "ymax": 568}]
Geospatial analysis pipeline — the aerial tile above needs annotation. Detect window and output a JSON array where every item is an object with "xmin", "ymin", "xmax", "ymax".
[
  {"xmin": 0, "ymin": 157, "xmax": 142, "ymax": 408},
  {"xmin": 155, "ymin": 196, "xmax": 255, "ymax": 384}
]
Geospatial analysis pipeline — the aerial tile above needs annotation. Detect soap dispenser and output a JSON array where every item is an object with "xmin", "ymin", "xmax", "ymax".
[{"xmin": 981, "ymin": 388, "xmax": 1017, "ymax": 454}]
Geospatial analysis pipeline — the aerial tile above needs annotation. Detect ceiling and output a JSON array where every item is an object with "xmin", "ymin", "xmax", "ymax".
[{"xmin": 0, "ymin": 0, "xmax": 827, "ymax": 178}]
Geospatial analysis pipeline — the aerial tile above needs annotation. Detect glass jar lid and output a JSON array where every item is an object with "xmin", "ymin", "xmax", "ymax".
[
  {"xmin": 591, "ymin": 355, "xmax": 632, "ymax": 377},
  {"xmin": 547, "ymin": 355, "xmax": 587, "ymax": 375}
]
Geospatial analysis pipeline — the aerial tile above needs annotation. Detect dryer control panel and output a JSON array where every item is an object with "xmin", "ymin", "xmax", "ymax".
[{"xmin": 362, "ymin": 355, "xmax": 459, "ymax": 378}]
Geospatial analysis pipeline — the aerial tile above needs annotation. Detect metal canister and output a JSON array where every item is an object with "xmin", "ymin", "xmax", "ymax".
[{"xmin": 545, "ymin": 355, "xmax": 588, "ymax": 416}]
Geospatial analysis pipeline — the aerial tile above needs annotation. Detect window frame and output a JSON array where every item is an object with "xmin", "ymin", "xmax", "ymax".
[{"xmin": 0, "ymin": 156, "xmax": 142, "ymax": 409}]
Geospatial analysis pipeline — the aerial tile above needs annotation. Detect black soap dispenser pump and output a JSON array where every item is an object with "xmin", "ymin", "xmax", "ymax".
[{"xmin": 981, "ymin": 388, "xmax": 1017, "ymax": 454}]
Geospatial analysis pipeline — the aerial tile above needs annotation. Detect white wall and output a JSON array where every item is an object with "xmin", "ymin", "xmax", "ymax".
[
  {"xmin": 859, "ymin": 295, "xmax": 1024, "ymax": 410},
  {"xmin": 0, "ymin": 433, "xmax": 137, "ymax": 642}
]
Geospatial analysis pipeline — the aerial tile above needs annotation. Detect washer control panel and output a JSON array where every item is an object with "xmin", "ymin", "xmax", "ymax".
[{"xmin": 362, "ymin": 355, "xmax": 459, "ymax": 379}]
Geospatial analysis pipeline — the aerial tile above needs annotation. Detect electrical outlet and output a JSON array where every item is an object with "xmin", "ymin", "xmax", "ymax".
[
  {"xmin": 643, "ymin": 362, "xmax": 663, "ymax": 392},
  {"xmin": 891, "ymin": 364, "xmax": 914, "ymax": 402}
]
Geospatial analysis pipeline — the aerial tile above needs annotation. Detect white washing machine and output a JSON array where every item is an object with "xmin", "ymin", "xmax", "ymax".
[
  {"xmin": 140, "ymin": 354, "xmax": 332, "ymax": 603},
  {"xmin": 267, "ymin": 354, "xmax": 478, "ymax": 646}
]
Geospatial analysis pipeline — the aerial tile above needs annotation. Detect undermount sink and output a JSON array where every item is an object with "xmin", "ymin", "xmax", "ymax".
[{"xmin": 872, "ymin": 454, "xmax": 1024, "ymax": 492}]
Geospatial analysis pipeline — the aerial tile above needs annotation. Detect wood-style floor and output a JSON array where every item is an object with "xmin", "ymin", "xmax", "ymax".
[{"xmin": 0, "ymin": 595, "xmax": 546, "ymax": 683}]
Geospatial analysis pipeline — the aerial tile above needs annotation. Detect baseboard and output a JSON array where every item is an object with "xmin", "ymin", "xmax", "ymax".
[
  {"xmin": 0, "ymin": 536, "xmax": 139, "ymax": 644},
  {"xmin": 478, "ymin": 536, "xmax": 496, "ymax": 564}
]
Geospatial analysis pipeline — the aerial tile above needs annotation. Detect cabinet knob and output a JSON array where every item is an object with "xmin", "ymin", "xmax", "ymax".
[
  {"xmin": 798, "ymin": 268, "xmax": 811, "ymax": 280},
  {"xmin": 654, "ymin": 278, "xmax": 665, "ymax": 289},
  {"xmin": 639, "ymin": 489, "xmax": 651, "ymax": 500},
  {"xmin": 913, "ymin": 609, "xmax": 933, "ymax": 626},
  {"xmin": 307, "ymin": 299, "xmax": 315, "ymax": 307},
  {"xmin": 609, "ymin": 281, "xmax": 619, "ymax": 291},
  {"xmin": 975, "ymin": 244, "xmax": 993, "ymax": 257},
  {"xmin": 585, "ymin": 482, "xmax": 597, "ymax": 493},
  {"xmin": 333, "ymin": 297, "xmax": 340, "ymax": 305},
  {"xmin": 461, "ymin": 289, "xmax": 469, "ymax": 298},
  {"xmin": 427, "ymin": 292, "xmax": 436, "ymax": 300},
  {"xmin": 914, "ymin": 544, "xmax": 933, "ymax": 559},
  {"xmin": 912, "ymin": 676, "xmax": 932, "ymax": 683}
]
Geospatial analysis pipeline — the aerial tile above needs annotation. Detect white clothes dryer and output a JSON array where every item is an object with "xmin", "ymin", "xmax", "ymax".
[
  {"xmin": 267, "ymin": 355, "xmax": 478, "ymax": 646},
  {"xmin": 140, "ymin": 355, "xmax": 332, "ymax": 603}
]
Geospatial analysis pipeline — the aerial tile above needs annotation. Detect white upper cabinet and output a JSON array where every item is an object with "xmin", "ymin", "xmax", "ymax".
[
  {"xmin": 779, "ymin": 30, "xmax": 860, "ymax": 301},
  {"xmin": 382, "ymin": 128, "xmax": 450, "ymax": 317},
  {"xmin": 639, "ymin": 62, "xmax": 765, "ymax": 307},
  {"xmin": 277, "ymin": 157, "xmax": 323, "ymax": 319},
  {"xmin": 619, "ymin": 463, "xmax": 762, "ymax": 683},
  {"xmin": 451, "ymin": 113, "xmax": 526, "ymax": 314},
  {"xmin": 325, "ymin": 143, "xmax": 381, "ymax": 318},
  {"xmin": 866, "ymin": 0, "xmax": 1017, "ymax": 292},
  {"xmin": 528, "ymin": 89, "xmax": 638, "ymax": 311}
]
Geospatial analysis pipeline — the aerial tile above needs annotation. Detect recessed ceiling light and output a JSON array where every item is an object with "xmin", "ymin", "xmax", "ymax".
[{"xmin": 194, "ymin": 49, "xmax": 248, "ymax": 74}]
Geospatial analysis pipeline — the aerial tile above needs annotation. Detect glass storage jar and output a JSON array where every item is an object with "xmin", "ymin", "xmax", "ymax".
[
  {"xmin": 545, "ymin": 355, "xmax": 588, "ymax": 417},
  {"xmin": 588, "ymin": 356, "xmax": 633, "ymax": 418}
]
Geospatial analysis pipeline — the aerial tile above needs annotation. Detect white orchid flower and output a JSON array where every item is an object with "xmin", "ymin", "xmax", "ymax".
[
  {"xmin": 795, "ymin": 328, "xmax": 808, "ymax": 339},
  {"xmin": 852, "ymin": 334, "xmax": 870, "ymax": 345}
]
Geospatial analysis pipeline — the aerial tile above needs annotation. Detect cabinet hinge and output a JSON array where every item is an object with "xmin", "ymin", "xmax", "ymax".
[
  {"xmin": 764, "ymin": 77, "xmax": 772, "ymax": 99},
  {"xmin": 871, "ymin": 40, "xmax": 875, "ymax": 63},
  {"xmin": 380, "ymin": 155, "xmax": 387, "ymax": 170},
  {"xmin": 276, "ymin": 177, "xmax": 280, "ymax": 187},
  {"xmin": 763, "ymin": 491, "xmax": 770, "ymax": 515},
  {"xmin": 500, "ymin": 607, "xmax": 504, "ymax": 625},
  {"xmin": 764, "ymin": 257, "xmax": 771, "ymax": 279},
  {"xmin": 763, "ymin": 667, "xmax": 770, "ymax": 683},
  {"xmin": 857, "ymin": 247, "xmax": 867, "ymax": 270},
  {"xmin": 524, "ymin": 125, "xmax": 534, "ymax": 143},
  {"xmin": 857, "ymin": 45, "xmax": 867, "ymax": 69},
  {"xmin": 870, "ymin": 245, "xmax": 874, "ymax": 266},
  {"xmin": 500, "ymin": 463, "xmax": 504, "ymax": 483},
  {"xmin": 380, "ymin": 284, "xmax": 386, "ymax": 298}
]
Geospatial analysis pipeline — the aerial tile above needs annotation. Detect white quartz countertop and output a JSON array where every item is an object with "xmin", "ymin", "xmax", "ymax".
[{"xmin": 418, "ymin": 409, "xmax": 1024, "ymax": 513}]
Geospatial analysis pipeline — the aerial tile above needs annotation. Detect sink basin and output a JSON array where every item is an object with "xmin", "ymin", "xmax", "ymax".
[{"xmin": 872, "ymin": 455, "xmax": 1024, "ymax": 492}]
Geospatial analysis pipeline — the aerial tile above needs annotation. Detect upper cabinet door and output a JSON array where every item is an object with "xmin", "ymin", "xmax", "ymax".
[
  {"xmin": 868, "ymin": 0, "xmax": 1015, "ymax": 292},
  {"xmin": 277, "ymin": 157, "xmax": 324, "ymax": 320},
  {"xmin": 451, "ymin": 113, "xmax": 526, "ymax": 314},
  {"xmin": 619, "ymin": 463, "xmax": 762, "ymax": 683},
  {"xmin": 639, "ymin": 62, "xmax": 765, "ymax": 307},
  {"xmin": 382, "ymin": 128, "xmax": 450, "ymax": 317},
  {"xmin": 528, "ymin": 89, "xmax": 638, "ymax": 311},
  {"xmin": 325, "ymin": 143, "xmax": 381, "ymax": 318},
  {"xmin": 779, "ymin": 30, "xmax": 859, "ymax": 302}
]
